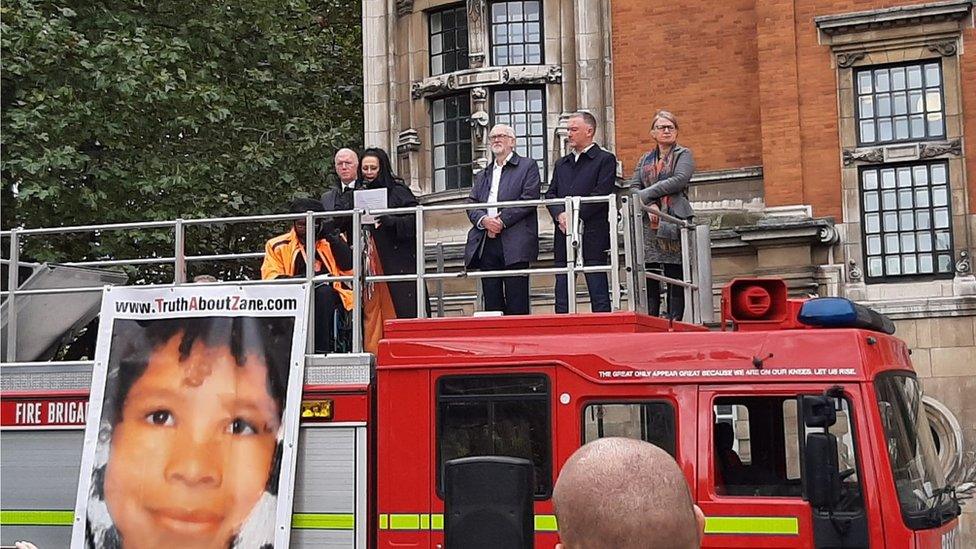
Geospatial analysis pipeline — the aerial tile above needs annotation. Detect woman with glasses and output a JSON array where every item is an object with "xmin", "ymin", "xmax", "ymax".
[{"xmin": 631, "ymin": 110, "xmax": 696, "ymax": 320}]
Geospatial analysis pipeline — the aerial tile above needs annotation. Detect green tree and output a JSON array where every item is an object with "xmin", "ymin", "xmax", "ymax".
[{"xmin": 1, "ymin": 0, "xmax": 363, "ymax": 281}]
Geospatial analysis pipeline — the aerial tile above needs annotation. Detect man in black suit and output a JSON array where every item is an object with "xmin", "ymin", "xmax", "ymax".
[
  {"xmin": 545, "ymin": 111, "xmax": 616, "ymax": 313},
  {"xmin": 321, "ymin": 147, "xmax": 360, "ymax": 240},
  {"xmin": 464, "ymin": 124, "xmax": 541, "ymax": 315}
]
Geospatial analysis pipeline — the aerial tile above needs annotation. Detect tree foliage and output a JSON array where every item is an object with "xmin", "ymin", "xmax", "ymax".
[{"xmin": 1, "ymin": 0, "xmax": 362, "ymax": 281}]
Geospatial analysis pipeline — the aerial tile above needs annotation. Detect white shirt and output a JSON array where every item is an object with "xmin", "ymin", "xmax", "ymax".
[
  {"xmin": 486, "ymin": 152, "xmax": 512, "ymax": 218},
  {"xmin": 572, "ymin": 143, "xmax": 596, "ymax": 163},
  {"xmin": 341, "ymin": 179, "xmax": 357, "ymax": 190}
]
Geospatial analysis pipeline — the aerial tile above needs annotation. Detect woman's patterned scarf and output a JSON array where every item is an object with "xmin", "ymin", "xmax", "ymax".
[{"xmin": 639, "ymin": 147, "xmax": 682, "ymax": 253}]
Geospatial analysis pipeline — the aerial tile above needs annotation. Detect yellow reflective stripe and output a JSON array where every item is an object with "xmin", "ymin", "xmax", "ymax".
[
  {"xmin": 0, "ymin": 510, "xmax": 355, "ymax": 531},
  {"xmin": 0, "ymin": 510, "xmax": 74, "ymax": 526},
  {"xmin": 378, "ymin": 513, "xmax": 558, "ymax": 532},
  {"xmin": 705, "ymin": 516, "xmax": 799, "ymax": 535},
  {"xmin": 291, "ymin": 513, "xmax": 355, "ymax": 530},
  {"xmin": 389, "ymin": 513, "xmax": 422, "ymax": 530},
  {"xmin": 534, "ymin": 514, "xmax": 559, "ymax": 532}
]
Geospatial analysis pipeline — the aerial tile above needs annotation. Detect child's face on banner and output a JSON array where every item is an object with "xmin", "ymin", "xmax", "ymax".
[{"xmin": 104, "ymin": 333, "xmax": 281, "ymax": 549}]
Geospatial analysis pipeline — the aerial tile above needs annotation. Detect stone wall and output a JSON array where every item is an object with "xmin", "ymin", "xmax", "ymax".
[{"xmin": 894, "ymin": 315, "xmax": 976, "ymax": 541}]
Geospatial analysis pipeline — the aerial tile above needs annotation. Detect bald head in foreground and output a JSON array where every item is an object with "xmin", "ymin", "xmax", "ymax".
[{"xmin": 553, "ymin": 438, "xmax": 705, "ymax": 549}]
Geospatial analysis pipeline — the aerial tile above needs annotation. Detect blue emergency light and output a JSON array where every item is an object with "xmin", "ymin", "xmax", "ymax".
[{"xmin": 797, "ymin": 297, "xmax": 896, "ymax": 335}]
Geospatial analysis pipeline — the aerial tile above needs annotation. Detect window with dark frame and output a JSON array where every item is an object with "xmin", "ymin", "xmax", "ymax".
[
  {"xmin": 490, "ymin": 1, "xmax": 543, "ymax": 66},
  {"xmin": 491, "ymin": 87, "xmax": 546, "ymax": 177},
  {"xmin": 436, "ymin": 374, "xmax": 552, "ymax": 498},
  {"xmin": 859, "ymin": 161, "xmax": 954, "ymax": 281},
  {"xmin": 711, "ymin": 396, "xmax": 862, "ymax": 506},
  {"xmin": 429, "ymin": 4, "xmax": 469, "ymax": 76},
  {"xmin": 431, "ymin": 94, "xmax": 473, "ymax": 192},
  {"xmin": 582, "ymin": 402, "xmax": 676, "ymax": 457},
  {"xmin": 855, "ymin": 61, "xmax": 945, "ymax": 145}
]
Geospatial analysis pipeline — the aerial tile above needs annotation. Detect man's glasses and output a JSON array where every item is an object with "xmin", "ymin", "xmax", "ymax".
[
  {"xmin": 653, "ymin": 125, "xmax": 676, "ymax": 132},
  {"xmin": 489, "ymin": 134, "xmax": 514, "ymax": 140}
]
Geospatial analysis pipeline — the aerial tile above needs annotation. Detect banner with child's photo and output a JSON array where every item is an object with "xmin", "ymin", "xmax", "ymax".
[{"xmin": 70, "ymin": 284, "xmax": 310, "ymax": 549}]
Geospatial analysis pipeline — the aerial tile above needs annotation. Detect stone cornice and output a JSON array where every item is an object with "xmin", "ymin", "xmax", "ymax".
[
  {"xmin": 690, "ymin": 166, "xmax": 763, "ymax": 184},
  {"xmin": 411, "ymin": 65, "xmax": 562, "ymax": 99},
  {"xmin": 842, "ymin": 139, "xmax": 963, "ymax": 166},
  {"xmin": 815, "ymin": 0, "xmax": 973, "ymax": 37},
  {"xmin": 710, "ymin": 218, "xmax": 837, "ymax": 249}
]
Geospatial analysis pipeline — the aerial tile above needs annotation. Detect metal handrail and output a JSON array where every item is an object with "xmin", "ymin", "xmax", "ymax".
[
  {"xmin": 3, "ymin": 193, "xmax": 711, "ymax": 360},
  {"xmin": 625, "ymin": 191, "xmax": 714, "ymax": 323}
]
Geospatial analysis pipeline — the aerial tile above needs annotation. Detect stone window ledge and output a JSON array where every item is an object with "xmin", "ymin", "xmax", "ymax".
[
  {"xmin": 411, "ymin": 64, "xmax": 562, "ymax": 100},
  {"xmin": 846, "ymin": 274, "xmax": 976, "ymax": 311},
  {"xmin": 420, "ymin": 188, "xmax": 472, "ymax": 204},
  {"xmin": 855, "ymin": 293, "xmax": 976, "ymax": 320}
]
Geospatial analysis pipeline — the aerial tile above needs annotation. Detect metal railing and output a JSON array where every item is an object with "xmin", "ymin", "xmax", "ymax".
[
  {"xmin": 622, "ymin": 194, "xmax": 714, "ymax": 324},
  {"xmin": 1, "ymin": 192, "xmax": 711, "ymax": 361}
]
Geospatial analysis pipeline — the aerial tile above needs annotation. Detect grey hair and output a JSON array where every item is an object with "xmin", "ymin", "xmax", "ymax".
[
  {"xmin": 650, "ymin": 110, "xmax": 679, "ymax": 131},
  {"xmin": 334, "ymin": 148, "xmax": 359, "ymax": 162},
  {"xmin": 571, "ymin": 111, "xmax": 598, "ymax": 131},
  {"xmin": 489, "ymin": 123, "xmax": 516, "ymax": 139}
]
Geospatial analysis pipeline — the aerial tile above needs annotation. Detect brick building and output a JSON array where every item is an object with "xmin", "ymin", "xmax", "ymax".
[{"xmin": 364, "ymin": 0, "xmax": 975, "ymax": 539}]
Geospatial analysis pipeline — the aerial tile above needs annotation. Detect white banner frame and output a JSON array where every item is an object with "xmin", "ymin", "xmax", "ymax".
[{"xmin": 70, "ymin": 283, "xmax": 310, "ymax": 548}]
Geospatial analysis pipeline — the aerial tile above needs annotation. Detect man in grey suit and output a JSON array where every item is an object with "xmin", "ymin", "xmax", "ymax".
[{"xmin": 463, "ymin": 124, "xmax": 541, "ymax": 315}]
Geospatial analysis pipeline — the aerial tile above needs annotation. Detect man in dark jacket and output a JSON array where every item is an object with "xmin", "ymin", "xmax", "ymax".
[
  {"xmin": 464, "ymin": 124, "xmax": 541, "ymax": 315},
  {"xmin": 545, "ymin": 112, "xmax": 616, "ymax": 313},
  {"xmin": 321, "ymin": 147, "xmax": 361, "ymax": 240}
]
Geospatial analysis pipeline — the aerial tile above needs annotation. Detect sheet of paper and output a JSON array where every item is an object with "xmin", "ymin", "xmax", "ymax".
[{"xmin": 354, "ymin": 188, "xmax": 388, "ymax": 224}]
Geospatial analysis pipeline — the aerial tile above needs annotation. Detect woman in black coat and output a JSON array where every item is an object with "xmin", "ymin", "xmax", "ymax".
[{"xmin": 359, "ymin": 148, "xmax": 429, "ymax": 351}]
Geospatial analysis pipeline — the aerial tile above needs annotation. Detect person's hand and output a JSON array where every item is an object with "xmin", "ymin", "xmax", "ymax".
[
  {"xmin": 374, "ymin": 215, "xmax": 391, "ymax": 227},
  {"xmin": 482, "ymin": 216, "xmax": 504, "ymax": 236},
  {"xmin": 556, "ymin": 211, "xmax": 568, "ymax": 234},
  {"xmin": 647, "ymin": 203, "xmax": 660, "ymax": 227}
]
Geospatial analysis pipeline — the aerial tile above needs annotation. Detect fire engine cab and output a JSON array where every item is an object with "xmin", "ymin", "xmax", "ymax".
[{"xmin": 0, "ymin": 278, "xmax": 962, "ymax": 548}]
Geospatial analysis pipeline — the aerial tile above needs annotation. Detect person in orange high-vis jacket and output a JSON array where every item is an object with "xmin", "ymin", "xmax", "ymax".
[{"xmin": 262, "ymin": 198, "xmax": 353, "ymax": 353}]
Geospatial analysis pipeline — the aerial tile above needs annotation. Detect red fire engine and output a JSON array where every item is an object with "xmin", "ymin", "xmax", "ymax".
[{"xmin": 0, "ymin": 279, "xmax": 962, "ymax": 548}]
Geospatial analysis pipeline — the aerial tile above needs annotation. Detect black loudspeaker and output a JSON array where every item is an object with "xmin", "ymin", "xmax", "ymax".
[{"xmin": 444, "ymin": 456, "xmax": 534, "ymax": 549}]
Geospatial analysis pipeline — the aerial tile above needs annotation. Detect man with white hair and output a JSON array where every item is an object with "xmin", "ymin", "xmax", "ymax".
[
  {"xmin": 553, "ymin": 437, "xmax": 706, "ymax": 549},
  {"xmin": 463, "ymin": 124, "xmax": 541, "ymax": 315},
  {"xmin": 321, "ymin": 147, "xmax": 361, "ymax": 240}
]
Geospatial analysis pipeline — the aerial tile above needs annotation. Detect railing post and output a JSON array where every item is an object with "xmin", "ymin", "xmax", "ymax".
[
  {"xmin": 305, "ymin": 211, "xmax": 316, "ymax": 355},
  {"xmin": 174, "ymin": 218, "xmax": 186, "ymax": 285},
  {"xmin": 695, "ymin": 224, "xmax": 714, "ymax": 323},
  {"xmin": 566, "ymin": 196, "xmax": 578, "ymax": 314},
  {"xmin": 351, "ymin": 210, "xmax": 363, "ymax": 353},
  {"xmin": 631, "ymin": 194, "xmax": 648, "ymax": 314},
  {"xmin": 414, "ymin": 205, "xmax": 427, "ymax": 319},
  {"xmin": 5, "ymin": 229, "xmax": 20, "ymax": 362},
  {"xmin": 435, "ymin": 242, "xmax": 445, "ymax": 318},
  {"xmin": 607, "ymin": 194, "xmax": 621, "ymax": 311},
  {"xmin": 620, "ymin": 195, "xmax": 637, "ymax": 312},
  {"xmin": 680, "ymin": 225, "xmax": 693, "ymax": 323}
]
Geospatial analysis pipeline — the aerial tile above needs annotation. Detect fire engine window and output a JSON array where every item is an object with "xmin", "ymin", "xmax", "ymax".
[
  {"xmin": 582, "ymin": 402, "xmax": 676, "ymax": 456},
  {"xmin": 712, "ymin": 396, "xmax": 863, "ymax": 509},
  {"xmin": 437, "ymin": 374, "xmax": 551, "ymax": 498}
]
